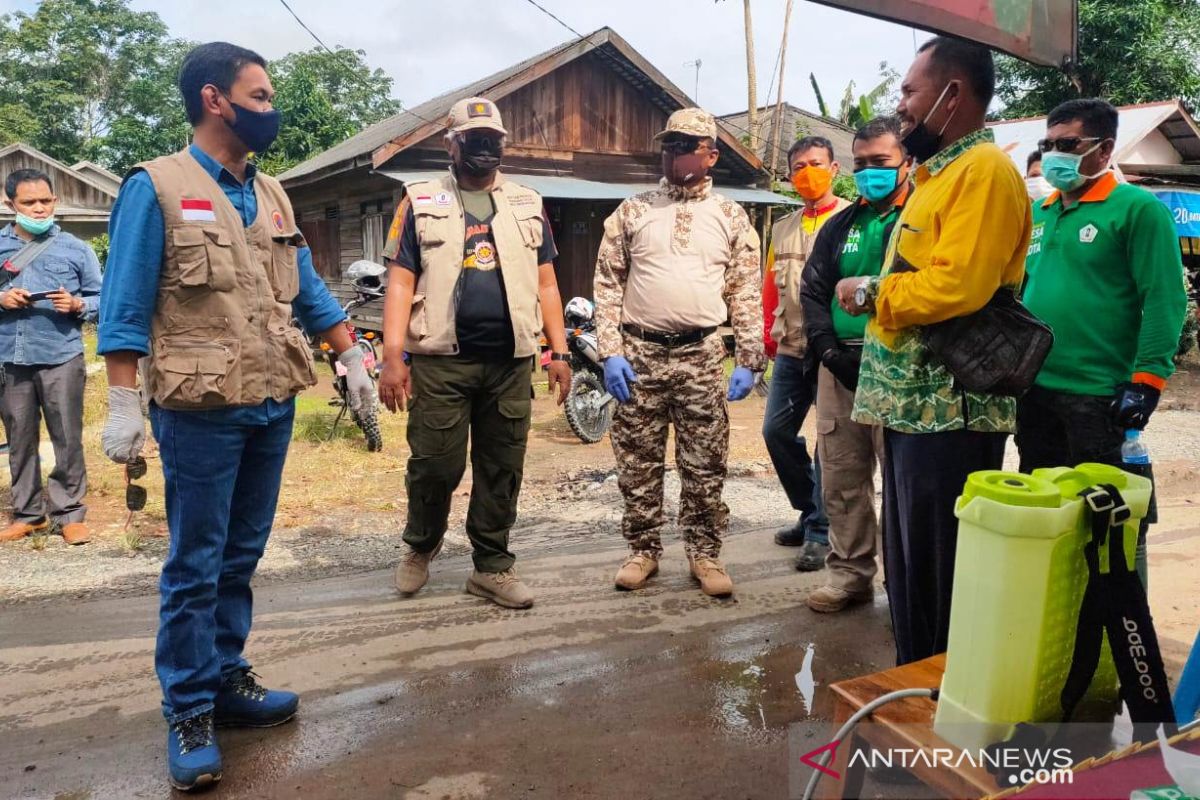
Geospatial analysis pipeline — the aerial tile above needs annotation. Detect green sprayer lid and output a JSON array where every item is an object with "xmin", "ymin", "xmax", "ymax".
[{"xmin": 962, "ymin": 471, "xmax": 1062, "ymax": 508}]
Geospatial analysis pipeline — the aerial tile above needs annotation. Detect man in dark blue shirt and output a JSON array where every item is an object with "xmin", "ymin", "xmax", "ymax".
[
  {"xmin": 0, "ymin": 168, "xmax": 102, "ymax": 545},
  {"xmin": 97, "ymin": 42, "xmax": 372, "ymax": 791}
]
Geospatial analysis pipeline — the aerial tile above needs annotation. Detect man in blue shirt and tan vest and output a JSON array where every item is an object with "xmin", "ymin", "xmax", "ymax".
[{"xmin": 97, "ymin": 42, "xmax": 374, "ymax": 791}]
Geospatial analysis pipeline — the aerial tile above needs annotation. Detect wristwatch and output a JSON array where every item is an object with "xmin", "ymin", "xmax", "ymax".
[
  {"xmin": 853, "ymin": 279, "xmax": 872, "ymax": 311},
  {"xmin": 549, "ymin": 352, "xmax": 570, "ymax": 362}
]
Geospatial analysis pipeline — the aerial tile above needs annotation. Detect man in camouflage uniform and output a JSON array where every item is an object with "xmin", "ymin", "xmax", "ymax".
[{"xmin": 593, "ymin": 108, "xmax": 765, "ymax": 598}]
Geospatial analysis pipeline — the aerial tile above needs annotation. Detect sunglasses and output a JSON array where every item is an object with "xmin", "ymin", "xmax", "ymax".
[
  {"xmin": 1038, "ymin": 136, "xmax": 1102, "ymax": 154},
  {"xmin": 126, "ymin": 456, "xmax": 147, "ymax": 513},
  {"xmin": 661, "ymin": 138, "xmax": 709, "ymax": 156}
]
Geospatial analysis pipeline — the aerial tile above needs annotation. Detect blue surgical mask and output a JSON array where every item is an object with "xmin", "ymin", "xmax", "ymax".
[
  {"xmin": 1042, "ymin": 142, "xmax": 1106, "ymax": 192},
  {"xmin": 854, "ymin": 167, "xmax": 901, "ymax": 203},
  {"xmin": 15, "ymin": 213, "xmax": 54, "ymax": 236}
]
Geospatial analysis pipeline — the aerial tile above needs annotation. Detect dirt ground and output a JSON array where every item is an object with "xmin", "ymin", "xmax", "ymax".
[{"xmin": 0, "ymin": 357, "xmax": 1197, "ymax": 799}]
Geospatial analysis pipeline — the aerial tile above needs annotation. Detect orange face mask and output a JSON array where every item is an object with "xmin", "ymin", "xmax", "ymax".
[{"xmin": 791, "ymin": 165, "xmax": 833, "ymax": 200}]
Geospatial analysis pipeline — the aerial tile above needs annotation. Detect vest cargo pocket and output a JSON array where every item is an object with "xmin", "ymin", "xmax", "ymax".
[
  {"xmin": 157, "ymin": 344, "xmax": 238, "ymax": 407},
  {"xmin": 281, "ymin": 326, "xmax": 317, "ymax": 389},
  {"xmin": 408, "ymin": 293, "xmax": 428, "ymax": 342},
  {"xmin": 416, "ymin": 215, "xmax": 448, "ymax": 247},
  {"xmin": 270, "ymin": 239, "xmax": 300, "ymax": 302},
  {"xmin": 203, "ymin": 229, "xmax": 236, "ymax": 291}
]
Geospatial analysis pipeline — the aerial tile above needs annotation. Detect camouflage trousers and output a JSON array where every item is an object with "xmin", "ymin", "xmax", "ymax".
[{"xmin": 609, "ymin": 333, "xmax": 729, "ymax": 559}]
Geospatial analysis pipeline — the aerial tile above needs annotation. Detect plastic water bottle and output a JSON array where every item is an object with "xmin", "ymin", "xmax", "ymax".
[{"xmin": 1121, "ymin": 430, "xmax": 1151, "ymax": 468}]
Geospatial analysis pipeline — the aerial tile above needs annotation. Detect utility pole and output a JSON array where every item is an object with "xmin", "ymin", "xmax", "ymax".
[
  {"xmin": 743, "ymin": 0, "xmax": 760, "ymax": 151},
  {"xmin": 768, "ymin": 0, "xmax": 795, "ymax": 179},
  {"xmin": 684, "ymin": 59, "xmax": 703, "ymax": 102}
]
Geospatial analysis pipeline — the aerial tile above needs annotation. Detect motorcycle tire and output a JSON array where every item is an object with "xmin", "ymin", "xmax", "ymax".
[
  {"xmin": 564, "ymin": 370, "xmax": 613, "ymax": 444},
  {"xmin": 353, "ymin": 405, "xmax": 384, "ymax": 452}
]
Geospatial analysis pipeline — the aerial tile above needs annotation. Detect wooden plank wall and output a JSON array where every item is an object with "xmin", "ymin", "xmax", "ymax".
[{"xmin": 286, "ymin": 167, "xmax": 400, "ymax": 275}]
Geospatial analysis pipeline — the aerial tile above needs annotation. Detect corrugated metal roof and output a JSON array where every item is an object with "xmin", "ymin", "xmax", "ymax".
[
  {"xmin": 279, "ymin": 30, "xmax": 613, "ymax": 184},
  {"xmin": 989, "ymin": 100, "xmax": 1200, "ymax": 173},
  {"xmin": 378, "ymin": 170, "xmax": 798, "ymax": 205}
]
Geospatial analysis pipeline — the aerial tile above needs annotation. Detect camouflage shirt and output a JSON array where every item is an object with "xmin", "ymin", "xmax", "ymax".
[{"xmin": 593, "ymin": 177, "xmax": 766, "ymax": 371}]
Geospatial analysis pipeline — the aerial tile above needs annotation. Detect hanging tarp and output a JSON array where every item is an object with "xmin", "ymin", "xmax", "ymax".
[
  {"xmin": 809, "ymin": 0, "xmax": 1077, "ymax": 68},
  {"xmin": 1149, "ymin": 190, "xmax": 1200, "ymax": 238}
]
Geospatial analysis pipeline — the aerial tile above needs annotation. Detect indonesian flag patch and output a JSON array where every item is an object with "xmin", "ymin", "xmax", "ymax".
[{"xmin": 181, "ymin": 198, "xmax": 216, "ymax": 222}]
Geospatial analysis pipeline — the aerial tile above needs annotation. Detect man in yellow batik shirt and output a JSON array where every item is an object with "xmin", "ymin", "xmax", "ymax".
[{"xmin": 835, "ymin": 37, "xmax": 1032, "ymax": 665}]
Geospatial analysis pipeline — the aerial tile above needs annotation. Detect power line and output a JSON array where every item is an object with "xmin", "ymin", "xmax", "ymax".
[{"xmin": 517, "ymin": 0, "xmax": 793, "ymax": 175}]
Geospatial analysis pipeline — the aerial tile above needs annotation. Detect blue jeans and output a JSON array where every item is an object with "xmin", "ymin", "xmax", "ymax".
[
  {"xmin": 150, "ymin": 402, "xmax": 294, "ymax": 723},
  {"xmin": 762, "ymin": 354, "xmax": 828, "ymax": 543}
]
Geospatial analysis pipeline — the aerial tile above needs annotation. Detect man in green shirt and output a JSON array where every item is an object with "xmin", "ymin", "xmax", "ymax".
[
  {"xmin": 800, "ymin": 116, "xmax": 911, "ymax": 613},
  {"xmin": 1018, "ymin": 98, "xmax": 1187, "ymax": 579}
]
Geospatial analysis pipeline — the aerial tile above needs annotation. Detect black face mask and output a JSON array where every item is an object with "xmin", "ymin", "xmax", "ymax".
[
  {"xmin": 459, "ymin": 136, "xmax": 503, "ymax": 177},
  {"xmin": 223, "ymin": 96, "xmax": 281, "ymax": 154},
  {"xmin": 901, "ymin": 82, "xmax": 955, "ymax": 164}
]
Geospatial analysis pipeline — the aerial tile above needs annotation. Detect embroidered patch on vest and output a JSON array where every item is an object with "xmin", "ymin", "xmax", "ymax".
[
  {"xmin": 271, "ymin": 209, "xmax": 285, "ymax": 232},
  {"xmin": 180, "ymin": 198, "xmax": 216, "ymax": 222},
  {"xmin": 435, "ymin": 192, "xmax": 452, "ymax": 206}
]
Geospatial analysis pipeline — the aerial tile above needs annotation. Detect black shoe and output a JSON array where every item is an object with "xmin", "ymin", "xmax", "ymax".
[
  {"xmin": 794, "ymin": 540, "xmax": 830, "ymax": 571},
  {"xmin": 774, "ymin": 518, "xmax": 807, "ymax": 546}
]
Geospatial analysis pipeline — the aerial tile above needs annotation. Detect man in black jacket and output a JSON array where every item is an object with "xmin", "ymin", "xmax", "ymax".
[{"xmin": 799, "ymin": 117, "xmax": 912, "ymax": 613}]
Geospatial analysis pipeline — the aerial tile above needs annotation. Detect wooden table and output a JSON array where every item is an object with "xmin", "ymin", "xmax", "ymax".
[{"xmin": 816, "ymin": 654, "xmax": 1003, "ymax": 800}]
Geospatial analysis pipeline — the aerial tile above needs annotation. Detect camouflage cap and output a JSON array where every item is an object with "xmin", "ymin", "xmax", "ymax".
[
  {"xmin": 446, "ymin": 97, "xmax": 508, "ymax": 136},
  {"xmin": 654, "ymin": 107, "xmax": 718, "ymax": 141}
]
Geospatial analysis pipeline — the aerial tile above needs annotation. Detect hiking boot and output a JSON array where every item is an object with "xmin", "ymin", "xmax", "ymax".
[
  {"xmin": 689, "ymin": 555, "xmax": 734, "ymax": 597},
  {"xmin": 466, "ymin": 568, "xmax": 534, "ymax": 609},
  {"xmin": 805, "ymin": 584, "xmax": 874, "ymax": 614},
  {"xmin": 214, "ymin": 669, "xmax": 299, "ymax": 728},
  {"xmin": 394, "ymin": 541, "xmax": 443, "ymax": 596},
  {"xmin": 794, "ymin": 540, "xmax": 830, "ymax": 572},
  {"xmin": 0, "ymin": 518, "xmax": 48, "ymax": 543},
  {"xmin": 614, "ymin": 553, "xmax": 659, "ymax": 590},
  {"xmin": 773, "ymin": 517, "xmax": 806, "ymax": 546},
  {"xmin": 61, "ymin": 522, "xmax": 91, "ymax": 545},
  {"xmin": 166, "ymin": 712, "xmax": 222, "ymax": 791}
]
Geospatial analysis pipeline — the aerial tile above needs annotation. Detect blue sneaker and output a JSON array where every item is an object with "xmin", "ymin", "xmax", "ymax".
[
  {"xmin": 214, "ymin": 670, "xmax": 299, "ymax": 728},
  {"xmin": 166, "ymin": 712, "xmax": 222, "ymax": 791}
]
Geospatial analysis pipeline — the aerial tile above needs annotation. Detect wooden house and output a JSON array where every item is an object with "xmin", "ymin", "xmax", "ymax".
[
  {"xmin": 279, "ymin": 27, "xmax": 795, "ymax": 326},
  {"xmin": 0, "ymin": 143, "xmax": 116, "ymax": 239}
]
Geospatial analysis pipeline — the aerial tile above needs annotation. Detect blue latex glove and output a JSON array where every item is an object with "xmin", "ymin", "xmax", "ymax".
[
  {"xmin": 727, "ymin": 366, "xmax": 755, "ymax": 401},
  {"xmin": 603, "ymin": 356, "xmax": 637, "ymax": 404}
]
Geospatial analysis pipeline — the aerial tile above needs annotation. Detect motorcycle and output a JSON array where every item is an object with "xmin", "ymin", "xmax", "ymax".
[
  {"xmin": 317, "ymin": 260, "xmax": 386, "ymax": 451},
  {"xmin": 562, "ymin": 297, "xmax": 617, "ymax": 443}
]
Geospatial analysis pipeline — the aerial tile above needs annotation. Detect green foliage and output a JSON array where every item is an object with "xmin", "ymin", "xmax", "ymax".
[
  {"xmin": 90, "ymin": 233, "xmax": 110, "ymax": 270},
  {"xmin": 996, "ymin": 0, "xmax": 1200, "ymax": 118},
  {"xmin": 0, "ymin": 3, "xmax": 398, "ymax": 177},
  {"xmin": 0, "ymin": 0, "xmax": 192, "ymax": 172},
  {"xmin": 832, "ymin": 172, "xmax": 858, "ymax": 202},
  {"xmin": 1178, "ymin": 296, "xmax": 1198, "ymax": 363},
  {"xmin": 256, "ymin": 47, "xmax": 400, "ymax": 176},
  {"xmin": 809, "ymin": 62, "xmax": 900, "ymax": 128}
]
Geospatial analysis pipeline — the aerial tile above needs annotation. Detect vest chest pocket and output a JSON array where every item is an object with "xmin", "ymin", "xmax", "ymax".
[
  {"xmin": 172, "ymin": 227, "xmax": 236, "ymax": 291},
  {"xmin": 517, "ymin": 217, "xmax": 544, "ymax": 250},
  {"xmin": 270, "ymin": 237, "xmax": 300, "ymax": 302},
  {"xmin": 416, "ymin": 214, "xmax": 449, "ymax": 247}
]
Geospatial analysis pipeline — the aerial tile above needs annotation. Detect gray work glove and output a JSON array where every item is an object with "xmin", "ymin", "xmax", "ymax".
[
  {"xmin": 338, "ymin": 346, "xmax": 377, "ymax": 414},
  {"xmin": 102, "ymin": 386, "xmax": 146, "ymax": 464}
]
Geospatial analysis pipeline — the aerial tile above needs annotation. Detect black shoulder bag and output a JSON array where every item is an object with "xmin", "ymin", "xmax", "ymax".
[{"xmin": 921, "ymin": 287, "xmax": 1054, "ymax": 397}]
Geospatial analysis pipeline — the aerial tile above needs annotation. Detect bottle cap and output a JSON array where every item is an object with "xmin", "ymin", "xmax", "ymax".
[{"xmin": 1125, "ymin": 429, "xmax": 1139, "ymax": 441}]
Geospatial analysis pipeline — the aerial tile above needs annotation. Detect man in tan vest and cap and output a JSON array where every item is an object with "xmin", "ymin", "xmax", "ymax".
[
  {"xmin": 377, "ymin": 97, "xmax": 571, "ymax": 610},
  {"xmin": 97, "ymin": 42, "xmax": 374, "ymax": 790},
  {"xmin": 594, "ymin": 108, "xmax": 765, "ymax": 597}
]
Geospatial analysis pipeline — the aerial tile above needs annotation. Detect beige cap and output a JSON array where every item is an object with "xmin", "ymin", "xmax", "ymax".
[
  {"xmin": 446, "ymin": 96, "xmax": 508, "ymax": 135},
  {"xmin": 654, "ymin": 107, "xmax": 718, "ymax": 141}
]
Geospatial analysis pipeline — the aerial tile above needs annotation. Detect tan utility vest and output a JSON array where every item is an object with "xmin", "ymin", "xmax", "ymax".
[
  {"xmin": 138, "ymin": 149, "xmax": 317, "ymax": 409},
  {"xmin": 769, "ymin": 197, "xmax": 852, "ymax": 358},
  {"xmin": 406, "ymin": 171, "xmax": 545, "ymax": 357}
]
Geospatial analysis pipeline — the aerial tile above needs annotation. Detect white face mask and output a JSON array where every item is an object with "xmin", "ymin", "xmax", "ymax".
[{"xmin": 1025, "ymin": 175, "xmax": 1054, "ymax": 201}]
